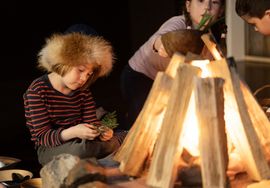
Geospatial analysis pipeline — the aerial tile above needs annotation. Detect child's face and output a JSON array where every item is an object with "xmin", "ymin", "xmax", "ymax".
[
  {"xmin": 62, "ymin": 63, "xmax": 95, "ymax": 90},
  {"xmin": 242, "ymin": 11, "xmax": 270, "ymax": 36},
  {"xmin": 186, "ymin": 0, "xmax": 224, "ymax": 27}
]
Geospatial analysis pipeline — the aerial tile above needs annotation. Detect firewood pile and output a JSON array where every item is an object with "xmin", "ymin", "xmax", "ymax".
[
  {"xmin": 113, "ymin": 34, "xmax": 270, "ymax": 188},
  {"xmin": 40, "ymin": 34, "xmax": 270, "ymax": 188}
]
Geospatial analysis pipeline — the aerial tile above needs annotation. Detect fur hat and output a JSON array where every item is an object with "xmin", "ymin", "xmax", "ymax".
[{"xmin": 38, "ymin": 32, "xmax": 114, "ymax": 77}]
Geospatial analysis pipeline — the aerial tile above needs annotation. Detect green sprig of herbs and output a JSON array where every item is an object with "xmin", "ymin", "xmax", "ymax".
[{"xmin": 101, "ymin": 111, "xmax": 119, "ymax": 129}]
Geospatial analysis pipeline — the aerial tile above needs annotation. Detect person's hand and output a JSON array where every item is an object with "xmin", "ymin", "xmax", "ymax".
[
  {"xmin": 157, "ymin": 43, "xmax": 169, "ymax": 58},
  {"xmin": 74, "ymin": 123, "xmax": 100, "ymax": 140},
  {"xmin": 99, "ymin": 126, "xmax": 113, "ymax": 141}
]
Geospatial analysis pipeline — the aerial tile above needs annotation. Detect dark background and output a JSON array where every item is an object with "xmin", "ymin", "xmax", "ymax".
[{"xmin": 0, "ymin": 0, "xmax": 184, "ymax": 176}]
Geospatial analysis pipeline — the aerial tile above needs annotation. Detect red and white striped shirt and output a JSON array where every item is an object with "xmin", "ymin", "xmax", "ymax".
[{"xmin": 23, "ymin": 75, "xmax": 100, "ymax": 147}]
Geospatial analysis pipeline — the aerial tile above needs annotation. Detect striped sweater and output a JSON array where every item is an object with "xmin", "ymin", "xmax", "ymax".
[{"xmin": 23, "ymin": 74, "xmax": 100, "ymax": 147}]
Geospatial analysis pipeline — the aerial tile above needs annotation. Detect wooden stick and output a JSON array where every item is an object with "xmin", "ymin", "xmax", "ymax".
[
  {"xmin": 114, "ymin": 72, "xmax": 173, "ymax": 176},
  {"xmin": 165, "ymin": 52, "xmax": 185, "ymax": 78},
  {"xmin": 114, "ymin": 53, "xmax": 185, "ymax": 176},
  {"xmin": 208, "ymin": 59, "xmax": 270, "ymax": 180},
  {"xmin": 195, "ymin": 77, "xmax": 229, "ymax": 188},
  {"xmin": 240, "ymin": 81, "xmax": 270, "ymax": 160},
  {"xmin": 201, "ymin": 33, "xmax": 223, "ymax": 60},
  {"xmin": 147, "ymin": 64, "xmax": 201, "ymax": 188}
]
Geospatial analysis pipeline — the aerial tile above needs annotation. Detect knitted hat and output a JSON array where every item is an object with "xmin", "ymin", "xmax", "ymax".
[{"xmin": 37, "ymin": 32, "xmax": 114, "ymax": 78}]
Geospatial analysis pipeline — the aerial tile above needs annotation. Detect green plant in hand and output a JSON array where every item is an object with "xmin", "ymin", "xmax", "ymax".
[{"xmin": 101, "ymin": 111, "xmax": 119, "ymax": 129}]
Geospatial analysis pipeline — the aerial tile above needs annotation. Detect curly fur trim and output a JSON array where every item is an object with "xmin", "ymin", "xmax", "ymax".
[{"xmin": 38, "ymin": 33, "xmax": 114, "ymax": 77}]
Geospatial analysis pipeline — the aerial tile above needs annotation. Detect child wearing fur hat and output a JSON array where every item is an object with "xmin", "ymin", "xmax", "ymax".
[{"xmin": 23, "ymin": 31, "xmax": 125, "ymax": 166}]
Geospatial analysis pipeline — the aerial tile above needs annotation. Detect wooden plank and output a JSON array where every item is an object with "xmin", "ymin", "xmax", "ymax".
[
  {"xmin": 114, "ymin": 54, "xmax": 185, "ymax": 176},
  {"xmin": 201, "ymin": 33, "xmax": 223, "ymax": 60},
  {"xmin": 147, "ymin": 64, "xmax": 201, "ymax": 188},
  {"xmin": 247, "ymin": 180, "xmax": 270, "ymax": 188},
  {"xmin": 114, "ymin": 72, "xmax": 173, "ymax": 176},
  {"xmin": 208, "ymin": 59, "xmax": 270, "ymax": 180},
  {"xmin": 165, "ymin": 52, "xmax": 185, "ymax": 78},
  {"xmin": 240, "ymin": 81, "xmax": 270, "ymax": 160},
  {"xmin": 194, "ymin": 77, "xmax": 228, "ymax": 188},
  {"xmin": 185, "ymin": 52, "xmax": 204, "ymax": 62}
]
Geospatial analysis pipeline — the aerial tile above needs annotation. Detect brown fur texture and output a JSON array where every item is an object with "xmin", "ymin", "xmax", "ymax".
[
  {"xmin": 38, "ymin": 33, "xmax": 114, "ymax": 78},
  {"xmin": 161, "ymin": 29, "xmax": 205, "ymax": 57}
]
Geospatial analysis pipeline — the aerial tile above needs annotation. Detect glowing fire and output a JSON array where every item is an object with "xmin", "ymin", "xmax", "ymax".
[
  {"xmin": 179, "ymin": 59, "xmax": 245, "ymax": 178},
  {"xmin": 181, "ymin": 60, "xmax": 211, "ymax": 157}
]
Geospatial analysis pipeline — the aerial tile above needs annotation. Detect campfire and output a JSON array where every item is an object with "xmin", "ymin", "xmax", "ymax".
[{"xmin": 113, "ymin": 34, "xmax": 270, "ymax": 188}]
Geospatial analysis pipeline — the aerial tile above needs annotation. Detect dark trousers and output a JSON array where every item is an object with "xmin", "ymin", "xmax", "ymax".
[
  {"xmin": 120, "ymin": 64, "xmax": 153, "ymax": 130},
  {"xmin": 37, "ymin": 131, "xmax": 127, "ymax": 166}
]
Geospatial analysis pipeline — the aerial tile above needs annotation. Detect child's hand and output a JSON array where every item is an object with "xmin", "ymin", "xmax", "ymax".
[
  {"xmin": 75, "ymin": 123, "xmax": 100, "ymax": 140},
  {"xmin": 157, "ymin": 43, "xmax": 169, "ymax": 58},
  {"xmin": 99, "ymin": 126, "xmax": 113, "ymax": 141}
]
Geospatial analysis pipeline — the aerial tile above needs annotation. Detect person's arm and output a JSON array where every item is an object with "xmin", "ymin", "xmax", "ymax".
[
  {"xmin": 60, "ymin": 123, "xmax": 100, "ymax": 141},
  {"xmin": 152, "ymin": 16, "xmax": 188, "ymax": 58},
  {"xmin": 81, "ymin": 91, "xmax": 113, "ymax": 141},
  {"xmin": 60, "ymin": 90, "xmax": 101, "ymax": 141},
  {"xmin": 24, "ymin": 89, "xmax": 64, "ymax": 147}
]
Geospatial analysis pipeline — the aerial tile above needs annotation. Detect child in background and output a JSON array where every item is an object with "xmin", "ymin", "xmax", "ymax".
[
  {"xmin": 235, "ymin": 0, "xmax": 270, "ymax": 36},
  {"xmin": 23, "ymin": 25, "xmax": 125, "ymax": 166},
  {"xmin": 121, "ymin": 0, "xmax": 226, "ymax": 129}
]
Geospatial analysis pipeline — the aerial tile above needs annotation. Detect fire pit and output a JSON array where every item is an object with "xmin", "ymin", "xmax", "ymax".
[{"xmin": 113, "ymin": 34, "xmax": 270, "ymax": 188}]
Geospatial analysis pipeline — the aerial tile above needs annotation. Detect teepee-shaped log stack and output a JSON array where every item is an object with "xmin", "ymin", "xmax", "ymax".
[
  {"xmin": 114, "ymin": 54, "xmax": 186, "ymax": 176},
  {"xmin": 113, "ymin": 34, "xmax": 270, "ymax": 188}
]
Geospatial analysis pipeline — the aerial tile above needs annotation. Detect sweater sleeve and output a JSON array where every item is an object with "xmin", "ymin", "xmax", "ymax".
[{"xmin": 23, "ymin": 89, "xmax": 65, "ymax": 147}]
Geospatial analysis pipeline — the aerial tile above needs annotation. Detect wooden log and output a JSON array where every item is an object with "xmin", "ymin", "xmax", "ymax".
[
  {"xmin": 113, "ymin": 54, "xmax": 185, "ymax": 176},
  {"xmin": 247, "ymin": 180, "xmax": 270, "ymax": 188},
  {"xmin": 240, "ymin": 81, "xmax": 270, "ymax": 160},
  {"xmin": 165, "ymin": 52, "xmax": 185, "ymax": 78},
  {"xmin": 110, "ymin": 178, "xmax": 148, "ymax": 188},
  {"xmin": 114, "ymin": 72, "xmax": 173, "ymax": 176},
  {"xmin": 194, "ymin": 77, "xmax": 229, "ymax": 188},
  {"xmin": 147, "ymin": 64, "xmax": 201, "ymax": 188},
  {"xmin": 185, "ymin": 52, "xmax": 204, "ymax": 62},
  {"xmin": 208, "ymin": 59, "xmax": 270, "ymax": 181},
  {"xmin": 201, "ymin": 33, "xmax": 223, "ymax": 60}
]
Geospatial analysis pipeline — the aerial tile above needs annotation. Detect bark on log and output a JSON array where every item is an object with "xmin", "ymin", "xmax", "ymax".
[
  {"xmin": 208, "ymin": 59, "xmax": 270, "ymax": 180},
  {"xmin": 114, "ymin": 54, "xmax": 185, "ymax": 176},
  {"xmin": 195, "ymin": 77, "xmax": 229, "ymax": 188},
  {"xmin": 240, "ymin": 81, "xmax": 270, "ymax": 160}
]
